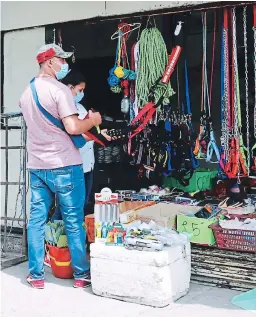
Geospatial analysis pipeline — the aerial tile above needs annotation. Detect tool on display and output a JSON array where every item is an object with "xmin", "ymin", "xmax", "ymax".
[{"xmin": 124, "ymin": 236, "xmax": 164, "ymax": 251}]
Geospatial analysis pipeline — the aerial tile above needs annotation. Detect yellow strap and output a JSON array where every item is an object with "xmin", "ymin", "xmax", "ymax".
[
  {"xmin": 251, "ymin": 143, "xmax": 256, "ymax": 151},
  {"xmin": 49, "ymin": 255, "xmax": 71, "ymax": 267}
]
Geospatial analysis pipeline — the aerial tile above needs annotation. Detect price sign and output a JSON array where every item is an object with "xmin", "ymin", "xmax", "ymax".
[
  {"xmin": 177, "ymin": 215, "xmax": 217, "ymax": 245},
  {"xmin": 181, "ymin": 220, "xmax": 201, "ymax": 237}
]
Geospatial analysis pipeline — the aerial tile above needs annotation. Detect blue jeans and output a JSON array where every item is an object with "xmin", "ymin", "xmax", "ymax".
[
  {"xmin": 52, "ymin": 170, "xmax": 94, "ymax": 221},
  {"xmin": 28, "ymin": 164, "xmax": 90, "ymax": 280}
]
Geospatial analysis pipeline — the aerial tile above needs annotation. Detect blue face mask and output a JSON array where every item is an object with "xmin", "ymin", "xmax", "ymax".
[
  {"xmin": 52, "ymin": 61, "xmax": 69, "ymax": 80},
  {"xmin": 74, "ymin": 91, "xmax": 84, "ymax": 103}
]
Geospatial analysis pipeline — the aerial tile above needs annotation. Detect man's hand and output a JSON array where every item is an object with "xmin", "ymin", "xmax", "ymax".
[
  {"xmin": 101, "ymin": 129, "xmax": 112, "ymax": 142},
  {"xmin": 88, "ymin": 110, "xmax": 102, "ymax": 126}
]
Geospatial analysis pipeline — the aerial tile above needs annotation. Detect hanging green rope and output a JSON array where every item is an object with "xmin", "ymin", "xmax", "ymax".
[{"xmin": 136, "ymin": 27, "xmax": 175, "ymax": 109}]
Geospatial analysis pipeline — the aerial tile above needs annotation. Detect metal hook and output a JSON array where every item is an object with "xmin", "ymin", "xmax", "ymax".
[
  {"xmin": 53, "ymin": 28, "xmax": 56, "ymax": 44},
  {"xmin": 71, "ymin": 46, "xmax": 76, "ymax": 63},
  {"xmin": 136, "ymin": 24, "xmax": 141, "ymax": 41},
  {"xmin": 146, "ymin": 16, "xmax": 155, "ymax": 29}
]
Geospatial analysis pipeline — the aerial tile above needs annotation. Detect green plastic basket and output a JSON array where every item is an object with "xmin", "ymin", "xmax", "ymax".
[{"xmin": 163, "ymin": 168, "xmax": 218, "ymax": 193}]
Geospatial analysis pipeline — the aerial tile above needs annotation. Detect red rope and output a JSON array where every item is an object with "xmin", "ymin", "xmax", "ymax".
[
  {"xmin": 117, "ymin": 23, "xmax": 130, "ymax": 95},
  {"xmin": 118, "ymin": 22, "xmax": 130, "ymax": 69}
]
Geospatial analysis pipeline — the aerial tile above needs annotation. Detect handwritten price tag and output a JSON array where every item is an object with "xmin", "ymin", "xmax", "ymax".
[
  {"xmin": 177, "ymin": 215, "xmax": 217, "ymax": 245},
  {"xmin": 182, "ymin": 220, "xmax": 201, "ymax": 237}
]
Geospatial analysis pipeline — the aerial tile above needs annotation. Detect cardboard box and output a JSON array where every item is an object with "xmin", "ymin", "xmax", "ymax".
[
  {"xmin": 136, "ymin": 203, "xmax": 201, "ymax": 229},
  {"xmin": 177, "ymin": 214, "xmax": 218, "ymax": 245},
  {"xmin": 120, "ymin": 209, "xmax": 137, "ymax": 224},
  {"xmin": 119, "ymin": 201, "xmax": 155, "ymax": 214}
]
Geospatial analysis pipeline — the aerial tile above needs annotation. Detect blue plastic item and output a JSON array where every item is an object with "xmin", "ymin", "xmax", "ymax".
[{"xmin": 231, "ymin": 288, "xmax": 256, "ymax": 312}]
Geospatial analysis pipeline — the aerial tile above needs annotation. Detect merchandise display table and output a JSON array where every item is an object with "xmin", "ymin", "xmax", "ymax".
[{"xmin": 90, "ymin": 242, "xmax": 191, "ymax": 307}]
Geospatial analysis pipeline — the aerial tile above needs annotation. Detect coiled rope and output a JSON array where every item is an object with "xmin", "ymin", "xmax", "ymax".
[{"xmin": 136, "ymin": 27, "xmax": 175, "ymax": 110}]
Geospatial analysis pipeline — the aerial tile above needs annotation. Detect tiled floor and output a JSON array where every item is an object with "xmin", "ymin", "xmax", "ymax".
[{"xmin": 1, "ymin": 262, "xmax": 255, "ymax": 317}]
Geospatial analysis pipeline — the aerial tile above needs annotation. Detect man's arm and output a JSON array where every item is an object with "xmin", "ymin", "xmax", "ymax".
[
  {"xmin": 62, "ymin": 111, "xmax": 102, "ymax": 135},
  {"xmin": 62, "ymin": 115, "xmax": 94, "ymax": 135}
]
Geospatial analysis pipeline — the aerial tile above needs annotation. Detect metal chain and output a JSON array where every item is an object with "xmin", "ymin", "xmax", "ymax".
[
  {"xmin": 221, "ymin": 29, "xmax": 230, "ymax": 162},
  {"xmin": 243, "ymin": 6, "xmax": 250, "ymax": 175},
  {"xmin": 232, "ymin": 8, "xmax": 239, "ymax": 137}
]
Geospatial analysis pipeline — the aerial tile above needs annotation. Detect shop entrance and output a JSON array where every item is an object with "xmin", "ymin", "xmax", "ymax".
[{"xmin": 48, "ymin": 5, "xmax": 254, "ymax": 196}]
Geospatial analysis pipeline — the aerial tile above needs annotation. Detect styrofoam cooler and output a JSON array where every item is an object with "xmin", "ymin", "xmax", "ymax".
[{"xmin": 90, "ymin": 242, "xmax": 191, "ymax": 307}]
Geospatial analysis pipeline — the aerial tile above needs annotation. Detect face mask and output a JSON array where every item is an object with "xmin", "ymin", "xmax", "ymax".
[
  {"xmin": 74, "ymin": 91, "xmax": 84, "ymax": 103},
  {"xmin": 51, "ymin": 61, "xmax": 69, "ymax": 80}
]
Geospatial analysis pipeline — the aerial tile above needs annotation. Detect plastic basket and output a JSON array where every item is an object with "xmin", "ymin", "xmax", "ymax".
[
  {"xmin": 210, "ymin": 223, "xmax": 256, "ymax": 253},
  {"xmin": 47, "ymin": 244, "xmax": 74, "ymax": 279},
  {"xmin": 163, "ymin": 168, "xmax": 218, "ymax": 193},
  {"xmin": 228, "ymin": 212, "xmax": 256, "ymax": 220}
]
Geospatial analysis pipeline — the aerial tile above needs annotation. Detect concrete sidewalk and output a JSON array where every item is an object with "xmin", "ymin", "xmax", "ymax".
[{"xmin": 1, "ymin": 262, "xmax": 255, "ymax": 317}]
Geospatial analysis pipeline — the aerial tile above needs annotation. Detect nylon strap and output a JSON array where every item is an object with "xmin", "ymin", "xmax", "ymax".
[
  {"xmin": 254, "ymin": 5, "xmax": 256, "ymax": 28},
  {"xmin": 184, "ymin": 60, "xmax": 191, "ymax": 115}
]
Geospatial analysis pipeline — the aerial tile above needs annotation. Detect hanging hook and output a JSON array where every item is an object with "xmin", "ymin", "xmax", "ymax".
[
  {"xmin": 53, "ymin": 28, "xmax": 56, "ymax": 44},
  {"xmin": 136, "ymin": 25, "xmax": 141, "ymax": 41},
  {"xmin": 71, "ymin": 46, "xmax": 76, "ymax": 63},
  {"xmin": 57, "ymin": 27, "xmax": 62, "ymax": 47},
  {"xmin": 153, "ymin": 17, "xmax": 157, "ymax": 28},
  {"xmin": 146, "ymin": 16, "xmax": 155, "ymax": 29}
]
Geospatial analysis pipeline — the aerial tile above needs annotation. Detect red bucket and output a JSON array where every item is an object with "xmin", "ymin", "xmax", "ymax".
[
  {"xmin": 85, "ymin": 214, "xmax": 95, "ymax": 243},
  {"xmin": 47, "ymin": 244, "xmax": 74, "ymax": 279}
]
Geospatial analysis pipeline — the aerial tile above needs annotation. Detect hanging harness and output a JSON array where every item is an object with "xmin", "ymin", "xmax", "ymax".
[
  {"xmin": 194, "ymin": 11, "xmax": 220, "ymax": 163},
  {"xmin": 157, "ymin": 18, "xmax": 198, "ymax": 185}
]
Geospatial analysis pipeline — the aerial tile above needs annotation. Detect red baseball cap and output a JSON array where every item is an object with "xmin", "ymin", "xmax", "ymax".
[{"xmin": 36, "ymin": 43, "xmax": 73, "ymax": 64}]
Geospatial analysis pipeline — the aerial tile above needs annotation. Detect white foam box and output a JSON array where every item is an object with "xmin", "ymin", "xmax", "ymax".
[{"xmin": 90, "ymin": 242, "xmax": 191, "ymax": 307}]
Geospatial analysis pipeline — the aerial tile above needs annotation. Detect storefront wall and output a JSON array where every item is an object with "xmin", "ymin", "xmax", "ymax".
[{"xmin": 1, "ymin": 1, "xmax": 209, "ymax": 31}]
